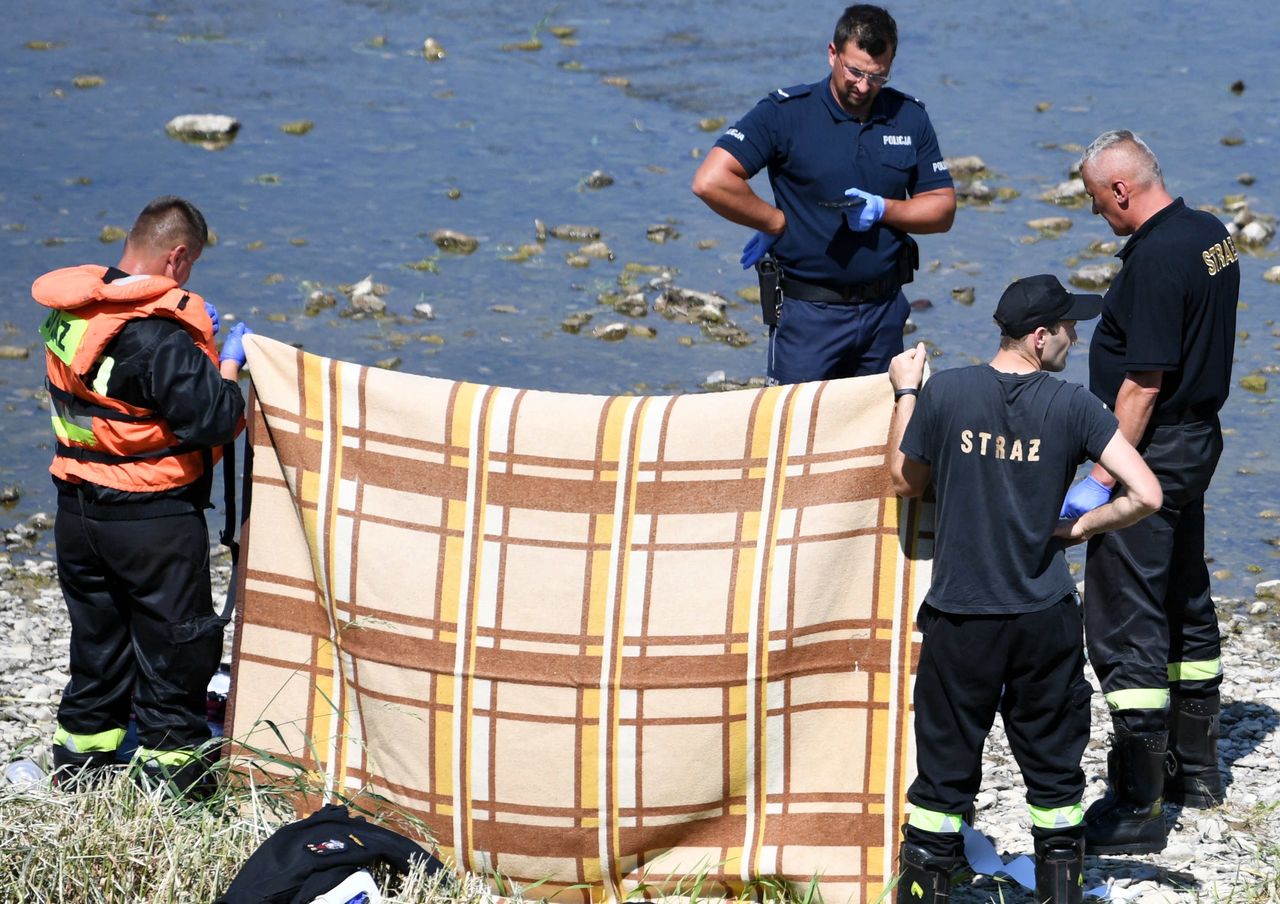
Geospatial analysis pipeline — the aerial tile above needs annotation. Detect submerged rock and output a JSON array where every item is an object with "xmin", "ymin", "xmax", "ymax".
[
  {"xmin": 654, "ymin": 286, "xmax": 727, "ymax": 323},
  {"xmin": 98, "ymin": 225, "xmax": 127, "ymax": 243},
  {"xmin": 951, "ymin": 287, "xmax": 975, "ymax": 306},
  {"xmin": 593, "ymin": 322, "xmax": 629, "ymax": 341},
  {"xmin": 584, "ymin": 170, "xmax": 614, "ymax": 189},
  {"xmin": 281, "ymin": 120, "xmax": 314, "ymax": 135},
  {"xmin": 345, "ymin": 276, "xmax": 388, "ymax": 315},
  {"xmin": 1239, "ymin": 375, "xmax": 1268, "ymax": 394},
  {"xmin": 0, "ymin": 346, "xmax": 29, "ymax": 360},
  {"xmin": 1263, "ymin": 266, "xmax": 1280, "ymax": 284},
  {"xmin": 422, "ymin": 38, "xmax": 446, "ymax": 61},
  {"xmin": 550, "ymin": 224, "xmax": 601, "ymax": 241},
  {"xmin": 646, "ymin": 224, "xmax": 679, "ymax": 243},
  {"xmin": 431, "ymin": 229, "xmax": 479, "ymax": 254},
  {"xmin": 1040, "ymin": 178, "xmax": 1087, "ymax": 206},
  {"xmin": 165, "ymin": 114, "xmax": 240, "ymax": 149},
  {"xmin": 609, "ymin": 293, "xmax": 648, "ymax": 317},
  {"xmin": 944, "ymin": 156, "xmax": 987, "ymax": 178},
  {"xmin": 1027, "ymin": 216, "xmax": 1072, "ymax": 233},
  {"xmin": 560, "ymin": 312, "xmax": 593, "ymax": 334},
  {"xmin": 304, "ymin": 290, "xmax": 337, "ymax": 316},
  {"xmin": 579, "ymin": 240, "xmax": 613, "ymax": 260},
  {"xmin": 1070, "ymin": 262, "xmax": 1120, "ymax": 289}
]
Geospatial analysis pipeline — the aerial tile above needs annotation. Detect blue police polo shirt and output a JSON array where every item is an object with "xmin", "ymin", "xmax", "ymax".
[{"xmin": 714, "ymin": 77, "xmax": 952, "ymax": 286}]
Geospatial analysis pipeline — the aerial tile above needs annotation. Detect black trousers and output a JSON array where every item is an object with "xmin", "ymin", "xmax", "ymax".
[
  {"xmin": 907, "ymin": 597, "xmax": 1091, "ymax": 851},
  {"xmin": 55, "ymin": 501, "xmax": 224, "ymax": 753},
  {"xmin": 1084, "ymin": 418, "xmax": 1223, "ymax": 722}
]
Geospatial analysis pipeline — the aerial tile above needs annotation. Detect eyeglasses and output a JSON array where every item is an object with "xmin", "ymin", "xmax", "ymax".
[{"xmin": 841, "ymin": 63, "xmax": 890, "ymax": 87}]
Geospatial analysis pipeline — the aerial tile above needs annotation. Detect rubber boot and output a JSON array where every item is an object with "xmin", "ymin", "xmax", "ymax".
[
  {"xmin": 1084, "ymin": 730, "xmax": 1168, "ymax": 855},
  {"xmin": 895, "ymin": 842, "xmax": 959, "ymax": 904},
  {"xmin": 1034, "ymin": 833, "xmax": 1084, "ymax": 904},
  {"xmin": 135, "ymin": 754, "xmax": 218, "ymax": 802},
  {"xmin": 1166, "ymin": 694, "xmax": 1224, "ymax": 808},
  {"xmin": 51, "ymin": 743, "xmax": 117, "ymax": 792}
]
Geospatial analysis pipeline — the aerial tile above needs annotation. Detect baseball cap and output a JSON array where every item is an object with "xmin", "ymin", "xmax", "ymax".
[{"xmin": 993, "ymin": 274, "xmax": 1103, "ymax": 337}]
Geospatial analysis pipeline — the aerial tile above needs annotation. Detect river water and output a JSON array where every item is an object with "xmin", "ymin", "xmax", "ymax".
[{"xmin": 1, "ymin": 0, "xmax": 1276, "ymax": 598}]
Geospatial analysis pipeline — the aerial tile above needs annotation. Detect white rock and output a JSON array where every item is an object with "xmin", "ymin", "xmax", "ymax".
[
  {"xmin": 1263, "ymin": 265, "xmax": 1280, "ymax": 284},
  {"xmin": 1070, "ymin": 262, "xmax": 1120, "ymax": 289},
  {"xmin": 1040, "ymin": 178, "xmax": 1087, "ymax": 203},
  {"xmin": 1255, "ymin": 579, "xmax": 1280, "ymax": 600},
  {"xmin": 1241, "ymin": 219, "xmax": 1275, "ymax": 246},
  {"xmin": 164, "ymin": 114, "xmax": 240, "ymax": 141}
]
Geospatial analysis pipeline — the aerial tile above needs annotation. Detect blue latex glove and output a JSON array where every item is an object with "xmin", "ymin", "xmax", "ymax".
[
  {"xmin": 740, "ymin": 230, "xmax": 780, "ymax": 269},
  {"xmin": 1060, "ymin": 475, "xmax": 1113, "ymax": 519},
  {"xmin": 219, "ymin": 322, "xmax": 253, "ymax": 367},
  {"xmin": 842, "ymin": 186, "xmax": 886, "ymax": 231},
  {"xmin": 204, "ymin": 301, "xmax": 220, "ymax": 335}
]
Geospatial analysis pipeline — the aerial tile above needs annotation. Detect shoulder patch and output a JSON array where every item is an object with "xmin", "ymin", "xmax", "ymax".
[{"xmin": 770, "ymin": 83, "xmax": 812, "ymax": 102}]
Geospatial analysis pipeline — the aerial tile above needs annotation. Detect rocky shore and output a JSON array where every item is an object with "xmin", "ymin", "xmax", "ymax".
[{"xmin": 2, "ymin": 514, "xmax": 1277, "ymax": 901}]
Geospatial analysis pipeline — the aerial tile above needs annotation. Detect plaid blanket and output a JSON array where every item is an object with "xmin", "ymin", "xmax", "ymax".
[{"xmin": 228, "ymin": 335, "xmax": 930, "ymax": 903}]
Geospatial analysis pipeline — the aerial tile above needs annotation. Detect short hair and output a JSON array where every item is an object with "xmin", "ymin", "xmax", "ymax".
[
  {"xmin": 998, "ymin": 319, "xmax": 1067, "ymax": 345},
  {"xmin": 1079, "ymin": 130, "xmax": 1164, "ymax": 188},
  {"xmin": 126, "ymin": 195, "xmax": 208, "ymax": 254},
  {"xmin": 833, "ymin": 4, "xmax": 898, "ymax": 58}
]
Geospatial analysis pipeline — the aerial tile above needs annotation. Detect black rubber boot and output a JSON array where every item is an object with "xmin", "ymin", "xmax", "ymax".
[
  {"xmin": 1084, "ymin": 730, "xmax": 1168, "ymax": 855},
  {"xmin": 895, "ymin": 842, "xmax": 959, "ymax": 904},
  {"xmin": 135, "ymin": 755, "xmax": 218, "ymax": 801},
  {"xmin": 1166, "ymin": 694, "xmax": 1224, "ymax": 808},
  {"xmin": 1034, "ymin": 833, "xmax": 1084, "ymax": 904},
  {"xmin": 51, "ymin": 744, "xmax": 117, "ymax": 792}
]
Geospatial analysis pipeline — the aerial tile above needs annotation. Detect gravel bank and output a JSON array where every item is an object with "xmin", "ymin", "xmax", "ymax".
[{"xmin": 2, "ymin": 516, "xmax": 1276, "ymax": 901}]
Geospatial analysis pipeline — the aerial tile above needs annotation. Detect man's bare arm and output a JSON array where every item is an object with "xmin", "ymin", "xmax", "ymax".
[
  {"xmin": 881, "ymin": 186, "xmax": 957, "ymax": 234},
  {"xmin": 1058, "ymin": 432, "xmax": 1162, "ymax": 542},
  {"xmin": 1089, "ymin": 370, "xmax": 1162, "ymax": 487},
  {"xmin": 888, "ymin": 342, "xmax": 931, "ymax": 497},
  {"xmin": 691, "ymin": 148, "xmax": 786, "ymax": 234}
]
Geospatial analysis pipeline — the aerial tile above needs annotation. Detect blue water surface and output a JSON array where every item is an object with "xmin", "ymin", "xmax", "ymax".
[{"xmin": 1, "ymin": 0, "xmax": 1276, "ymax": 597}]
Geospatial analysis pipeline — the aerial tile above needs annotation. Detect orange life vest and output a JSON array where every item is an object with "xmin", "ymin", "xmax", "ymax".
[{"xmin": 33, "ymin": 264, "xmax": 221, "ymax": 493}]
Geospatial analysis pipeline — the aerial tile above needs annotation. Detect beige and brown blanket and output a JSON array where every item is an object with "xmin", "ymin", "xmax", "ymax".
[{"xmin": 228, "ymin": 335, "xmax": 931, "ymax": 903}]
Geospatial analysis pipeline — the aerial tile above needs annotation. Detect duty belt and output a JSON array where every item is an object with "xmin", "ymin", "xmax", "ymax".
[{"xmin": 779, "ymin": 274, "xmax": 899, "ymax": 304}]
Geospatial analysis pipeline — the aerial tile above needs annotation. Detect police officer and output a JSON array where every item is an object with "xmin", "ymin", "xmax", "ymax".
[
  {"xmin": 33, "ymin": 196, "xmax": 252, "ymax": 796},
  {"xmin": 889, "ymin": 276, "xmax": 1161, "ymax": 903},
  {"xmin": 1061, "ymin": 131, "xmax": 1239, "ymax": 854},
  {"xmin": 692, "ymin": 4, "xmax": 955, "ymax": 383}
]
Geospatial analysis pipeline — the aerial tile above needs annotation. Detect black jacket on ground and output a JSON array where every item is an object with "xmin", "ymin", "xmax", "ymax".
[{"xmin": 216, "ymin": 804, "xmax": 443, "ymax": 904}]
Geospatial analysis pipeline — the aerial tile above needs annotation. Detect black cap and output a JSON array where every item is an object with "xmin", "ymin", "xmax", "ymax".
[{"xmin": 993, "ymin": 274, "xmax": 1104, "ymax": 338}]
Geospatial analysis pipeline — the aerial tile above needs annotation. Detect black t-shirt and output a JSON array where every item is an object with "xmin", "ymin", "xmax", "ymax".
[
  {"xmin": 900, "ymin": 366, "xmax": 1117, "ymax": 615},
  {"xmin": 1088, "ymin": 198, "xmax": 1239, "ymax": 420}
]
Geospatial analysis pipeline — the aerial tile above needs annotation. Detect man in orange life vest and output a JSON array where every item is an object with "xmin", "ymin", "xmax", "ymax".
[{"xmin": 33, "ymin": 196, "xmax": 251, "ymax": 795}]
